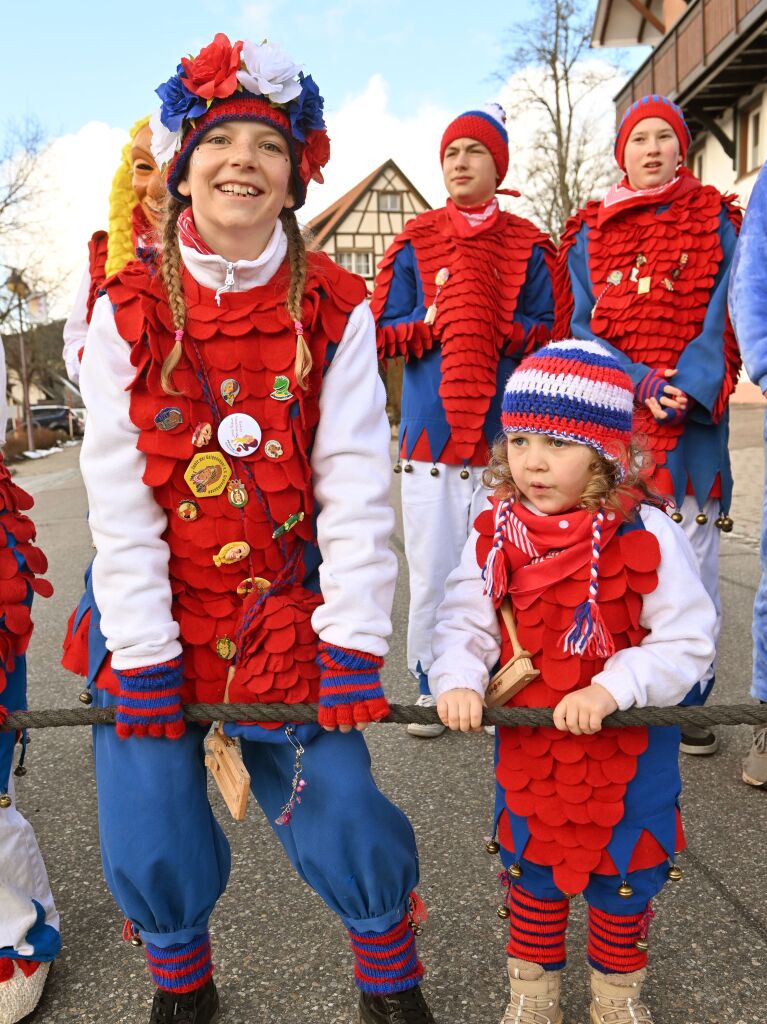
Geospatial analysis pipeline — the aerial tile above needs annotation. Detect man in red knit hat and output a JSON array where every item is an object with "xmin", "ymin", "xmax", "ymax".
[{"xmin": 370, "ymin": 104, "xmax": 556, "ymax": 737}]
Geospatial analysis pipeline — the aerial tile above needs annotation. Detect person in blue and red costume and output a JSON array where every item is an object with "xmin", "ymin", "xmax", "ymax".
[
  {"xmin": 429, "ymin": 340, "xmax": 716, "ymax": 1024},
  {"xmin": 0, "ymin": 374, "xmax": 58, "ymax": 1023},
  {"xmin": 555, "ymin": 95, "xmax": 742, "ymax": 757},
  {"xmin": 369, "ymin": 104, "xmax": 555, "ymax": 737},
  {"xmin": 66, "ymin": 33, "xmax": 434, "ymax": 1024}
]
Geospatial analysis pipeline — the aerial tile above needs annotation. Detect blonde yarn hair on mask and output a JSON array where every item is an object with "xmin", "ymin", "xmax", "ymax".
[{"xmin": 105, "ymin": 115, "xmax": 151, "ymax": 277}]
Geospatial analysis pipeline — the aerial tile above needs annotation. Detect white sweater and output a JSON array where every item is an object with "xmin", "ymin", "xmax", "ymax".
[
  {"xmin": 79, "ymin": 220, "xmax": 397, "ymax": 671},
  {"xmin": 429, "ymin": 504, "xmax": 716, "ymax": 710}
]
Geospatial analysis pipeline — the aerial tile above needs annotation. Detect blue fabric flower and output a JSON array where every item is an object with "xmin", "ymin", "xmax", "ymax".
[
  {"xmin": 289, "ymin": 73, "xmax": 326, "ymax": 142},
  {"xmin": 156, "ymin": 65, "xmax": 208, "ymax": 132}
]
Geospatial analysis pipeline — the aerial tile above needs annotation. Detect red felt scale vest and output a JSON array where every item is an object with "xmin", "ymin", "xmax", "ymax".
[
  {"xmin": 85, "ymin": 231, "xmax": 109, "ymax": 324},
  {"xmin": 370, "ymin": 208, "xmax": 555, "ymax": 461},
  {"xmin": 475, "ymin": 501, "xmax": 672, "ymax": 895},
  {"xmin": 105, "ymin": 252, "xmax": 367, "ymax": 709},
  {"xmin": 555, "ymin": 188, "xmax": 742, "ymax": 497}
]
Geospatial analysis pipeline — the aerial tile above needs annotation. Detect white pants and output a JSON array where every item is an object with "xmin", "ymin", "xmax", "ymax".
[
  {"xmin": 677, "ymin": 495, "xmax": 722, "ymax": 697},
  {"xmin": 401, "ymin": 461, "xmax": 490, "ymax": 686},
  {"xmin": 0, "ymin": 774, "xmax": 59, "ymax": 957}
]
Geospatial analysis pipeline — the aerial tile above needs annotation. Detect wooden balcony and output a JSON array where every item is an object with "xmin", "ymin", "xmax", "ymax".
[{"xmin": 614, "ymin": 0, "xmax": 767, "ymax": 140}]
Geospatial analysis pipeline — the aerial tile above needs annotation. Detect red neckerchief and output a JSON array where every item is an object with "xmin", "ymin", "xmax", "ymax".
[
  {"xmin": 597, "ymin": 166, "xmax": 701, "ymax": 227},
  {"xmin": 177, "ymin": 207, "xmax": 215, "ymax": 255},
  {"xmin": 444, "ymin": 197, "xmax": 502, "ymax": 238}
]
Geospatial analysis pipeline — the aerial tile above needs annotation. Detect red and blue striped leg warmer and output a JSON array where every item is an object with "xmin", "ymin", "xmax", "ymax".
[
  {"xmin": 348, "ymin": 915, "xmax": 424, "ymax": 994},
  {"xmin": 507, "ymin": 886, "xmax": 569, "ymax": 970},
  {"xmin": 316, "ymin": 642, "xmax": 388, "ymax": 728},
  {"xmin": 145, "ymin": 933, "xmax": 213, "ymax": 994},
  {"xmin": 588, "ymin": 904, "xmax": 651, "ymax": 974}
]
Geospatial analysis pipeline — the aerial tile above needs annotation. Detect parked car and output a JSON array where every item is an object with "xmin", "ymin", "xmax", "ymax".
[{"xmin": 29, "ymin": 405, "xmax": 85, "ymax": 434}]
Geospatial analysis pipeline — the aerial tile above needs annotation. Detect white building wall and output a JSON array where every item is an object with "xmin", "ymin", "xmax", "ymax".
[{"xmin": 692, "ymin": 89, "xmax": 766, "ymax": 206}]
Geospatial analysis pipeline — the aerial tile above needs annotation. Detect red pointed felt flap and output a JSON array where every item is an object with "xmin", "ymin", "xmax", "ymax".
[{"xmin": 552, "ymin": 864, "xmax": 590, "ymax": 895}]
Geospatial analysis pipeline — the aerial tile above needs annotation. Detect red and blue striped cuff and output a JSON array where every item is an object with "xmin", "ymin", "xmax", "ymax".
[
  {"xmin": 115, "ymin": 657, "xmax": 185, "ymax": 740},
  {"xmin": 507, "ymin": 885, "xmax": 569, "ymax": 970},
  {"xmin": 145, "ymin": 933, "xmax": 213, "ymax": 993},
  {"xmin": 316, "ymin": 643, "xmax": 389, "ymax": 727},
  {"xmin": 588, "ymin": 904, "xmax": 649, "ymax": 974},
  {"xmin": 348, "ymin": 915, "xmax": 423, "ymax": 994},
  {"xmin": 636, "ymin": 369, "xmax": 668, "ymax": 404}
]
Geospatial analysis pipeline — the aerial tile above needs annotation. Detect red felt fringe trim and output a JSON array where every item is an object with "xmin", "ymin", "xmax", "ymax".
[{"xmin": 86, "ymin": 230, "xmax": 109, "ymax": 324}]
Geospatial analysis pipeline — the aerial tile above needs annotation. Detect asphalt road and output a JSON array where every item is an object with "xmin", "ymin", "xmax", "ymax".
[{"xmin": 9, "ymin": 406, "xmax": 767, "ymax": 1024}]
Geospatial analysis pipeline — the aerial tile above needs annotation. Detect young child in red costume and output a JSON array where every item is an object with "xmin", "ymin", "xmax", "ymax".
[{"xmin": 429, "ymin": 340, "xmax": 715, "ymax": 1024}]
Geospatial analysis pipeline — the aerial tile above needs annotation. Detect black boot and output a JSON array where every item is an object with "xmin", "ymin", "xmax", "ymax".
[
  {"xmin": 359, "ymin": 985, "xmax": 436, "ymax": 1023},
  {"xmin": 149, "ymin": 978, "xmax": 220, "ymax": 1024}
]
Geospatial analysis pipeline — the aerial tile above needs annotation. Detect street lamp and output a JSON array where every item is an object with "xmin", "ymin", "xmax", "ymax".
[{"xmin": 4, "ymin": 268, "xmax": 35, "ymax": 453}]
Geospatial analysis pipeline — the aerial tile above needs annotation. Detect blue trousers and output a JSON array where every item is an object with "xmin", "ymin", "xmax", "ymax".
[
  {"xmin": 753, "ymin": 410, "xmax": 767, "ymax": 701},
  {"xmin": 92, "ymin": 686, "xmax": 419, "ymax": 949}
]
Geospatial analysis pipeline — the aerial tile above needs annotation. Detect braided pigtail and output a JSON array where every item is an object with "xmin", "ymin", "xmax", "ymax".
[
  {"xmin": 160, "ymin": 197, "xmax": 187, "ymax": 395},
  {"xmin": 280, "ymin": 208, "xmax": 312, "ymax": 389}
]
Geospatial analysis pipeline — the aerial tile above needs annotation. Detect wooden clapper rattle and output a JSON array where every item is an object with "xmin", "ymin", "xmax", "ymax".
[
  {"xmin": 484, "ymin": 598, "xmax": 540, "ymax": 708},
  {"xmin": 205, "ymin": 673, "xmax": 251, "ymax": 821}
]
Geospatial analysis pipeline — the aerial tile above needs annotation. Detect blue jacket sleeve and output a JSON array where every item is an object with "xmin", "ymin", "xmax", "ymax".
[
  {"xmin": 378, "ymin": 242, "xmax": 427, "ymax": 328},
  {"xmin": 729, "ymin": 164, "xmax": 767, "ymax": 392}
]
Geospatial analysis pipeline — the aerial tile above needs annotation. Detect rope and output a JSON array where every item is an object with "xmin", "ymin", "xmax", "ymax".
[{"xmin": 3, "ymin": 702, "xmax": 767, "ymax": 731}]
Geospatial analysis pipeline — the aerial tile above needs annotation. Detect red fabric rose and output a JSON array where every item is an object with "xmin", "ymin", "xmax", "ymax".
[
  {"xmin": 180, "ymin": 33, "xmax": 244, "ymax": 100},
  {"xmin": 299, "ymin": 129, "xmax": 331, "ymax": 185}
]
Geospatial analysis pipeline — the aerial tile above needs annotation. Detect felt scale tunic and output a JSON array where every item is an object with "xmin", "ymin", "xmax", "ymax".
[
  {"xmin": 555, "ymin": 185, "xmax": 741, "ymax": 510},
  {"xmin": 68, "ymin": 251, "xmax": 367, "ymax": 711},
  {"xmin": 370, "ymin": 205, "xmax": 556, "ymax": 464},
  {"xmin": 475, "ymin": 500, "xmax": 683, "ymax": 896}
]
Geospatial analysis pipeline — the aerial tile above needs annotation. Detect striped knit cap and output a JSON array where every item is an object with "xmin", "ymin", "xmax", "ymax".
[
  {"xmin": 440, "ymin": 103, "xmax": 509, "ymax": 183},
  {"xmin": 501, "ymin": 339, "xmax": 634, "ymax": 478},
  {"xmin": 614, "ymin": 94, "xmax": 691, "ymax": 169}
]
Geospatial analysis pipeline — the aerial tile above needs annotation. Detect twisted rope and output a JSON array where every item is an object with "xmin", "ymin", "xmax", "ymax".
[{"xmin": 3, "ymin": 702, "xmax": 767, "ymax": 731}]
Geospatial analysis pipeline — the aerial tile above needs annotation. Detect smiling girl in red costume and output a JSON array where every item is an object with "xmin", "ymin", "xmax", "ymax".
[
  {"xmin": 555, "ymin": 95, "xmax": 741, "ymax": 757},
  {"xmin": 75, "ymin": 33, "xmax": 433, "ymax": 1024}
]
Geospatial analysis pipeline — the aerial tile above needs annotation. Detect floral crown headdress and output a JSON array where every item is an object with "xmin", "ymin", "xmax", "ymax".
[{"xmin": 150, "ymin": 33, "xmax": 329, "ymax": 210}]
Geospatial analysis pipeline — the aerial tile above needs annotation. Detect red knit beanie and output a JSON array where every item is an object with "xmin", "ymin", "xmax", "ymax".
[
  {"xmin": 614, "ymin": 94, "xmax": 691, "ymax": 170},
  {"xmin": 440, "ymin": 104, "xmax": 509, "ymax": 183}
]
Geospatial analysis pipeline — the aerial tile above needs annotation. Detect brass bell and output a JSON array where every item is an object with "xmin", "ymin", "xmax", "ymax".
[
  {"xmin": 718, "ymin": 514, "xmax": 733, "ymax": 533},
  {"xmin": 695, "ymin": 512, "xmax": 708, "ymax": 525},
  {"xmin": 667, "ymin": 864, "xmax": 683, "ymax": 882},
  {"xmin": 635, "ymin": 937, "xmax": 649, "ymax": 952},
  {"xmin": 0, "ymin": 794, "xmax": 11, "ymax": 809},
  {"xmin": 496, "ymin": 904, "xmax": 511, "ymax": 919},
  {"xmin": 408, "ymin": 921, "xmax": 423, "ymax": 936},
  {"xmin": 403, "ymin": 463, "xmax": 413, "ymax": 473},
  {"xmin": 393, "ymin": 463, "xmax": 402, "ymax": 474},
  {"xmin": 130, "ymin": 934, "xmax": 143, "ymax": 947},
  {"xmin": 460, "ymin": 468, "xmax": 470, "ymax": 480},
  {"xmin": 509, "ymin": 863, "xmax": 523, "ymax": 879},
  {"xmin": 485, "ymin": 839, "xmax": 500, "ymax": 855},
  {"xmin": 13, "ymin": 765, "xmax": 27, "ymax": 777},
  {"xmin": 79, "ymin": 689, "xmax": 93, "ymax": 705},
  {"xmin": 618, "ymin": 880, "xmax": 634, "ymax": 898},
  {"xmin": 430, "ymin": 465, "xmax": 439, "ymax": 477},
  {"xmin": 670, "ymin": 512, "xmax": 683, "ymax": 524}
]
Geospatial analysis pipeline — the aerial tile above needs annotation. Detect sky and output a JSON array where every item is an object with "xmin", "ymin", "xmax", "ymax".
[{"xmin": 1, "ymin": 0, "xmax": 647, "ymax": 317}]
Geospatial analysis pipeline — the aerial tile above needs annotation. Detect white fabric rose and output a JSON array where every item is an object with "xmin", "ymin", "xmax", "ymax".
[
  {"xmin": 149, "ymin": 109, "xmax": 181, "ymax": 169},
  {"xmin": 236, "ymin": 41, "xmax": 302, "ymax": 103}
]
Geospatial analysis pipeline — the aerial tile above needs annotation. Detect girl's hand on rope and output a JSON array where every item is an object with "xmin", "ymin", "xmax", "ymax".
[
  {"xmin": 553, "ymin": 684, "xmax": 618, "ymax": 736},
  {"xmin": 437, "ymin": 688, "xmax": 485, "ymax": 732},
  {"xmin": 315, "ymin": 642, "xmax": 389, "ymax": 733}
]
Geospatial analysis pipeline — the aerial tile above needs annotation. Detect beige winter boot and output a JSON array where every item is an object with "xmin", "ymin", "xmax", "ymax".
[
  {"xmin": 589, "ymin": 967, "xmax": 653, "ymax": 1023},
  {"xmin": 501, "ymin": 957, "xmax": 563, "ymax": 1024}
]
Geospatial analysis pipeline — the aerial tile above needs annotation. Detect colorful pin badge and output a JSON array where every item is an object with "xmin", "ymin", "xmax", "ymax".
[
  {"xmin": 215, "ymin": 636, "xmax": 236, "ymax": 660},
  {"xmin": 177, "ymin": 499, "xmax": 200, "ymax": 522},
  {"xmin": 264, "ymin": 439, "xmax": 283, "ymax": 459},
  {"xmin": 424, "ymin": 267, "xmax": 450, "ymax": 325},
  {"xmin": 607, "ymin": 270, "xmax": 623, "ymax": 285},
  {"xmin": 155, "ymin": 407, "xmax": 183, "ymax": 431},
  {"xmin": 221, "ymin": 378, "xmax": 240, "ymax": 406},
  {"xmin": 184, "ymin": 452, "xmax": 231, "ymax": 498},
  {"xmin": 192, "ymin": 422, "xmax": 212, "ymax": 448},
  {"xmin": 270, "ymin": 375, "xmax": 293, "ymax": 402},
  {"xmin": 237, "ymin": 577, "xmax": 271, "ymax": 597},
  {"xmin": 218, "ymin": 413, "xmax": 262, "ymax": 457},
  {"xmin": 227, "ymin": 479, "xmax": 248, "ymax": 508},
  {"xmin": 213, "ymin": 541, "xmax": 251, "ymax": 567},
  {"xmin": 272, "ymin": 511, "xmax": 304, "ymax": 540}
]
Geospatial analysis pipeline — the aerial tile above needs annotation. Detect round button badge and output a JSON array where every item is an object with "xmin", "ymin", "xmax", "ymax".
[{"xmin": 217, "ymin": 413, "xmax": 262, "ymax": 458}]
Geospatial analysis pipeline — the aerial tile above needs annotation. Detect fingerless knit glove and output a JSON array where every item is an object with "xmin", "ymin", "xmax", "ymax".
[
  {"xmin": 636, "ymin": 369, "xmax": 670, "ymax": 404},
  {"xmin": 114, "ymin": 657, "xmax": 185, "ymax": 740},
  {"xmin": 316, "ymin": 642, "xmax": 389, "ymax": 728}
]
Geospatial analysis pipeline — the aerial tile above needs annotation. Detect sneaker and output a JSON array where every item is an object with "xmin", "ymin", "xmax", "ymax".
[
  {"xmin": 0, "ymin": 959, "xmax": 50, "ymax": 1024},
  {"xmin": 359, "ymin": 985, "xmax": 436, "ymax": 1023},
  {"xmin": 589, "ymin": 967, "xmax": 653, "ymax": 1023},
  {"xmin": 742, "ymin": 723, "xmax": 767, "ymax": 788},
  {"xmin": 406, "ymin": 694, "xmax": 445, "ymax": 738},
  {"xmin": 502, "ymin": 959, "xmax": 562, "ymax": 1024},
  {"xmin": 149, "ymin": 979, "xmax": 220, "ymax": 1024},
  {"xmin": 680, "ymin": 723, "xmax": 719, "ymax": 756}
]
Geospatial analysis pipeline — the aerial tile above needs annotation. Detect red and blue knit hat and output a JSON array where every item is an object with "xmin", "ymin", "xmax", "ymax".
[
  {"xmin": 150, "ymin": 34, "xmax": 330, "ymax": 209},
  {"xmin": 501, "ymin": 339, "xmax": 634, "ymax": 476},
  {"xmin": 614, "ymin": 94, "xmax": 691, "ymax": 169},
  {"xmin": 440, "ymin": 103, "xmax": 509, "ymax": 183}
]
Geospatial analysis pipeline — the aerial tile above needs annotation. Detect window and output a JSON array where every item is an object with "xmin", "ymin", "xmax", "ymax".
[
  {"xmin": 378, "ymin": 192, "xmax": 402, "ymax": 212},
  {"xmin": 335, "ymin": 251, "xmax": 374, "ymax": 277},
  {"xmin": 750, "ymin": 110, "xmax": 761, "ymax": 171}
]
